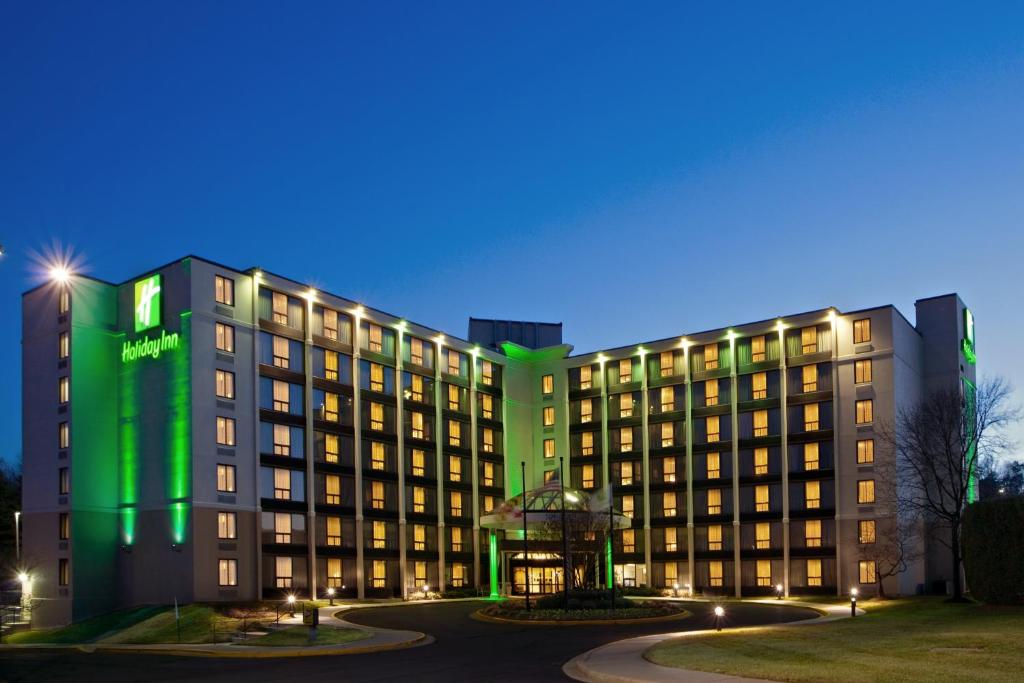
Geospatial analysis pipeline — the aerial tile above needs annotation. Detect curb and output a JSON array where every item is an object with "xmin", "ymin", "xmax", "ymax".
[{"xmin": 472, "ymin": 608, "xmax": 691, "ymax": 627}]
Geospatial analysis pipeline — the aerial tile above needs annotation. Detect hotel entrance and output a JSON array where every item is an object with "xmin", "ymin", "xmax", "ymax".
[{"xmin": 512, "ymin": 564, "xmax": 564, "ymax": 595}]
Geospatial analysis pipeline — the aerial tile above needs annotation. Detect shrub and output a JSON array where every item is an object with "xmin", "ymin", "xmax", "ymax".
[
  {"xmin": 535, "ymin": 589, "xmax": 635, "ymax": 610},
  {"xmin": 963, "ymin": 497, "xmax": 1024, "ymax": 604},
  {"xmin": 621, "ymin": 585, "xmax": 663, "ymax": 597}
]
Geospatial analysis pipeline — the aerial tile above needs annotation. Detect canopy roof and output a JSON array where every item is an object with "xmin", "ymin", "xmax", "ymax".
[{"xmin": 480, "ymin": 479, "xmax": 631, "ymax": 530}]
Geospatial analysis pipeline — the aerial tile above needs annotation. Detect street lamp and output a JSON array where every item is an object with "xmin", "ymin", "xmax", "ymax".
[
  {"xmin": 850, "ymin": 587, "xmax": 858, "ymax": 617},
  {"xmin": 714, "ymin": 605, "xmax": 725, "ymax": 631},
  {"xmin": 327, "ymin": 587, "xmax": 335, "ymax": 606},
  {"xmin": 776, "ymin": 583, "xmax": 784, "ymax": 600}
]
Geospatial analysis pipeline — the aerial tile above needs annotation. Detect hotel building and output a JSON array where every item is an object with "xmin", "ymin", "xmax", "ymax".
[{"xmin": 21, "ymin": 255, "xmax": 976, "ymax": 626}]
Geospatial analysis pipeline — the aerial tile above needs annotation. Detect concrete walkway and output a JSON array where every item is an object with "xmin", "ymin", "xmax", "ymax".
[{"xmin": 563, "ymin": 599, "xmax": 861, "ymax": 683}]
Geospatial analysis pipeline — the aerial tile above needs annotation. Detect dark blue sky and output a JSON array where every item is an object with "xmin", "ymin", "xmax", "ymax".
[{"xmin": 2, "ymin": 2, "xmax": 1022, "ymax": 465}]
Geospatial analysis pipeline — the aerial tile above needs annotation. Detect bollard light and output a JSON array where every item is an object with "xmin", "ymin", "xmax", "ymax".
[
  {"xmin": 850, "ymin": 587, "xmax": 858, "ymax": 618},
  {"xmin": 776, "ymin": 583, "xmax": 784, "ymax": 600},
  {"xmin": 673, "ymin": 582, "xmax": 680, "ymax": 598},
  {"xmin": 327, "ymin": 587, "xmax": 335, "ymax": 606},
  {"xmin": 287, "ymin": 594, "xmax": 296, "ymax": 617},
  {"xmin": 714, "ymin": 605, "xmax": 725, "ymax": 631}
]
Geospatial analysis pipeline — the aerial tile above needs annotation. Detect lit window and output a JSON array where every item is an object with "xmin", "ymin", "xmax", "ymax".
[
  {"xmin": 805, "ymin": 519, "xmax": 822, "ymax": 547},
  {"xmin": 58, "ymin": 289, "xmax": 70, "ymax": 315},
  {"xmin": 370, "ymin": 402, "xmax": 384, "ymax": 431},
  {"xmin": 622, "ymin": 529, "xmax": 636, "ymax": 553},
  {"xmin": 215, "ymin": 275, "xmax": 234, "ymax": 306},
  {"xmin": 807, "ymin": 558, "xmax": 822, "ymax": 587},
  {"xmin": 543, "ymin": 405, "xmax": 555, "ymax": 426},
  {"xmin": 326, "ymin": 558, "xmax": 343, "ymax": 587},
  {"xmin": 707, "ymin": 488, "xmax": 722, "ymax": 515},
  {"xmin": 660, "ymin": 351, "xmax": 674, "ymax": 377},
  {"xmin": 805, "ymin": 481, "xmax": 821, "ymax": 509},
  {"xmin": 275, "ymin": 512, "xmax": 292, "ymax": 543},
  {"xmin": 853, "ymin": 318, "xmax": 871, "ymax": 344},
  {"xmin": 704, "ymin": 343, "xmax": 719, "ymax": 370},
  {"xmin": 859, "ymin": 520, "xmax": 876, "ymax": 544},
  {"xmin": 620, "ymin": 461, "xmax": 634, "ymax": 486},
  {"xmin": 371, "ymin": 560, "xmax": 386, "ymax": 588},
  {"xmin": 752, "ymin": 372, "xmax": 767, "ymax": 400},
  {"xmin": 620, "ymin": 427, "xmax": 634, "ymax": 452},
  {"xmin": 272, "ymin": 380, "xmax": 289, "ymax": 412},
  {"xmin": 370, "ymin": 441, "xmax": 386, "ymax": 471},
  {"xmin": 274, "ymin": 469, "xmax": 291, "ymax": 500},
  {"xmin": 755, "ymin": 485, "xmax": 770, "ymax": 512},
  {"xmin": 326, "ymin": 516, "xmax": 342, "ymax": 546},
  {"xmin": 447, "ymin": 349, "xmax": 461, "ymax": 375},
  {"xmin": 58, "ymin": 376, "xmax": 69, "ymax": 404},
  {"xmin": 483, "ymin": 495, "xmax": 495, "ymax": 512},
  {"xmin": 481, "ymin": 393, "xmax": 493, "ymax": 419},
  {"xmin": 756, "ymin": 522, "xmax": 771, "ymax": 549},
  {"xmin": 448, "ymin": 419, "xmax": 461, "ymax": 446},
  {"xmin": 216, "ymin": 370, "xmax": 235, "ymax": 399},
  {"xmin": 757, "ymin": 559, "xmax": 772, "ymax": 587},
  {"xmin": 451, "ymin": 563, "xmax": 466, "ymax": 587},
  {"xmin": 273, "ymin": 424, "xmax": 291, "ymax": 456},
  {"xmin": 217, "ymin": 464, "xmax": 236, "ymax": 492},
  {"xmin": 216, "ymin": 323, "xmax": 234, "ymax": 353},
  {"xmin": 857, "ymin": 479, "xmax": 875, "ymax": 504},
  {"xmin": 413, "ymin": 524, "xmax": 426, "ymax": 550},
  {"xmin": 619, "ymin": 393, "xmax": 633, "ymax": 418},
  {"xmin": 857, "ymin": 439, "xmax": 875, "ymax": 464},
  {"xmin": 804, "ymin": 403, "xmax": 819, "ymax": 431},
  {"xmin": 325, "ymin": 474, "xmax": 341, "ymax": 505},
  {"xmin": 856, "ymin": 399, "xmax": 873, "ymax": 425},
  {"xmin": 618, "ymin": 359, "xmax": 632, "ymax": 383},
  {"xmin": 482, "ymin": 427, "xmax": 495, "ymax": 453},
  {"xmin": 621, "ymin": 495, "xmax": 634, "ymax": 517},
  {"xmin": 58, "ymin": 467, "xmax": 70, "ymax": 494},
  {"xmin": 324, "ymin": 349, "xmax": 339, "ymax": 381},
  {"xmin": 542, "ymin": 374, "xmax": 554, "ymax": 395},
  {"xmin": 409, "ymin": 374, "xmax": 424, "ymax": 403},
  {"xmin": 663, "ymin": 457, "xmax": 676, "ymax": 483},
  {"xmin": 373, "ymin": 520, "xmax": 386, "ymax": 548},
  {"xmin": 216, "ymin": 416, "xmax": 236, "ymax": 446},
  {"xmin": 581, "ymin": 432, "xmax": 594, "ymax": 456},
  {"xmin": 450, "ymin": 491, "xmax": 463, "ymax": 516},
  {"xmin": 482, "ymin": 461, "xmax": 495, "ymax": 487},
  {"xmin": 449, "ymin": 455, "xmax": 462, "ymax": 482},
  {"xmin": 59, "ymin": 512, "xmax": 70, "ymax": 540},
  {"xmin": 411, "ymin": 449, "xmax": 425, "ymax": 477},
  {"xmin": 665, "ymin": 527, "xmax": 678, "ymax": 552},
  {"xmin": 371, "ymin": 363, "xmax": 385, "ymax": 392},
  {"xmin": 324, "ymin": 433, "xmax": 339, "ymax": 463},
  {"xmin": 480, "ymin": 360, "xmax": 493, "ymax": 386},
  {"xmin": 660, "ymin": 387, "xmax": 674, "ymax": 412},
  {"xmin": 322, "ymin": 308, "xmax": 339, "ymax": 340},
  {"xmin": 581, "ymin": 398, "xmax": 593, "ymax": 423},
  {"xmin": 855, "ymin": 359, "xmax": 872, "ymax": 384},
  {"xmin": 802, "ymin": 364, "xmax": 817, "ymax": 392},
  {"xmin": 58, "ymin": 422, "xmax": 69, "ymax": 449},
  {"xmin": 413, "ymin": 486, "xmax": 426, "ymax": 513},
  {"xmin": 447, "ymin": 384, "xmax": 460, "ymax": 411},
  {"xmin": 219, "ymin": 559, "xmax": 238, "ymax": 587},
  {"xmin": 859, "ymin": 560, "xmax": 877, "ymax": 584},
  {"xmin": 272, "ymin": 336, "xmax": 289, "ymax": 368},
  {"xmin": 804, "ymin": 442, "xmax": 820, "ymax": 470},
  {"xmin": 579, "ymin": 365, "xmax": 593, "ymax": 389},
  {"xmin": 705, "ymin": 379, "xmax": 719, "ymax": 407},
  {"xmin": 706, "ymin": 415, "xmax": 720, "ymax": 443},
  {"xmin": 582, "ymin": 464, "xmax": 595, "ymax": 489},
  {"xmin": 709, "ymin": 560, "xmax": 723, "ymax": 587},
  {"xmin": 411, "ymin": 412, "xmax": 424, "ymax": 439},
  {"xmin": 368, "ymin": 324, "xmax": 383, "ymax": 353},
  {"xmin": 661, "ymin": 422, "xmax": 674, "ymax": 447},
  {"xmin": 801, "ymin": 326, "xmax": 817, "ymax": 354},
  {"xmin": 59, "ymin": 331, "xmax": 69, "ymax": 359},
  {"xmin": 707, "ymin": 452, "xmax": 721, "ymax": 479},
  {"xmin": 323, "ymin": 392, "xmax": 339, "ymax": 422},
  {"xmin": 414, "ymin": 559, "xmax": 427, "ymax": 583},
  {"xmin": 451, "ymin": 526, "xmax": 463, "ymax": 552},
  {"xmin": 708, "ymin": 525, "xmax": 723, "ymax": 551},
  {"xmin": 663, "ymin": 492, "xmax": 677, "ymax": 517},
  {"xmin": 754, "ymin": 447, "xmax": 769, "ymax": 475},
  {"xmin": 410, "ymin": 338, "xmax": 424, "ymax": 366},
  {"xmin": 753, "ymin": 410, "xmax": 768, "ymax": 437},
  {"xmin": 751, "ymin": 335, "xmax": 766, "ymax": 363},
  {"xmin": 272, "ymin": 291, "xmax": 288, "ymax": 325}
]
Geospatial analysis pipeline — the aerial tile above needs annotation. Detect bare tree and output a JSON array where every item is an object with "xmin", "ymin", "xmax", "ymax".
[{"xmin": 880, "ymin": 377, "xmax": 1019, "ymax": 601}]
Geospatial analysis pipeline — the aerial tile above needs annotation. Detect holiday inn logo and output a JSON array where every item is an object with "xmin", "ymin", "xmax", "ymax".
[{"xmin": 134, "ymin": 274, "xmax": 162, "ymax": 332}]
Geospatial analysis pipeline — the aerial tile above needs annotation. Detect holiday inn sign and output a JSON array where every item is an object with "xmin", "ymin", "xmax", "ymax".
[{"xmin": 123, "ymin": 273, "xmax": 181, "ymax": 363}]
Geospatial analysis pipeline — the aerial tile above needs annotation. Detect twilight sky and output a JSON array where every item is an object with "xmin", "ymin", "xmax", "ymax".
[{"xmin": 2, "ymin": 2, "xmax": 1022, "ymax": 465}]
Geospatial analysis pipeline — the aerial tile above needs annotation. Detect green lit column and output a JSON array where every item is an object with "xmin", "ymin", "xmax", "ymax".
[{"xmin": 489, "ymin": 531, "xmax": 499, "ymax": 598}]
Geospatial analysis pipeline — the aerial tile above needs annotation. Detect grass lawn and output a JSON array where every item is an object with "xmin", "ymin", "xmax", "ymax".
[
  {"xmin": 239, "ymin": 625, "xmax": 370, "ymax": 647},
  {"xmin": 99, "ymin": 605, "xmax": 251, "ymax": 644},
  {"xmin": 645, "ymin": 598, "xmax": 1024, "ymax": 683},
  {"xmin": 5, "ymin": 606, "xmax": 167, "ymax": 644}
]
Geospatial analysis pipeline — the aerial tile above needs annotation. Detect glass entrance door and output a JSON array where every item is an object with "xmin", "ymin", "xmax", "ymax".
[{"xmin": 513, "ymin": 566, "xmax": 564, "ymax": 594}]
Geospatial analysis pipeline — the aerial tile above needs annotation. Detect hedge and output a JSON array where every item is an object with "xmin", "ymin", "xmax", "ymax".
[{"xmin": 963, "ymin": 497, "xmax": 1024, "ymax": 604}]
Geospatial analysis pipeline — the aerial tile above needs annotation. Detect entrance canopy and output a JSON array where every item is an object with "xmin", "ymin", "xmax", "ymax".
[{"xmin": 480, "ymin": 479, "xmax": 631, "ymax": 531}]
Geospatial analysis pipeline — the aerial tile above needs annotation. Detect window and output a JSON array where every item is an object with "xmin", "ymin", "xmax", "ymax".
[
  {"xmin": 273, "ymin": 424, "xmax": 291, "ymax": 456},
  {"xmin": 659, "ymin": 387, "xmax": 674, "ymax": 413},
  {"xmin": 275, "ymin": 512, "xmax": 292, "ymax": 543},
  {"xmin": 859, "ymin": 520, "xmax": 876, "ymax": 544},
  {"xmin": 481, "ymin": 394, "xmax": 494, "ymax": 420},
  {"xmin": 274, "ymin": 469, "xmax": 291, "ymax": 500},
  {"xmin": 371, "ymin": 560, "xmax": 386, "ymax": 588},
  {"xmin": 451, "ymin": 563, "xmax": 466, "ymax": 587},
  {"xmin": 618, "ymin": 393, "xmax": 633, "ymax": 418},
  {"xmin": 451, "ymin": 526, "xmax": 463, "ymax": 552},
  {"xmin": 620, "ymin": 427, "xmax": 634, "ymax": 452},
  {"xmin": 409, "ymin": 375, "xmax": 424, "ymax": 403},
  {"xmin": 752, "ymin": 372, "xmax": 767, "ymax": 400},
  {"xmin": 413, "ymin": 524, "xmax": 426, "ymax": 550},
  {"xmin": 414, "ymin": 560, "xmax": 427, "ymax": 584},
  {"xmin": 58, "ymin": 558, "xmax": 70, "ymax": 586},
  {"xmin": 709, "ymin": 560, "xmax": 723, "ymax": 587},
  {"xmin": 483, "ymin": 495, "xmax": 495, "ymax": 512},
  {"xmin": 325, "ymin": 474, "xmax": 341, "ymax": 505},
  {"xmin": 621, "ymin": 495, "xmax": 634, "ymax": 518},
  {"xmin": 755, "ymin": 485, "xmax": 770, "ymax": 512},
  {"xmin": 579, "ymin": 365, "xmax": 592, "ymax": 389},
  {"xmin": 411, "ymin": 412, "xmax": 424, "ymax": 439},
  {"xmin": 271, "ymin": 335, "xmax": 289, "ymax": 368},
  {"xmin": 450, "ymin": 491, "xmax": 463, "ymax": 516},
  {"xmin": 581, "ymin": 398, "xmax": 593, "ymax": 423},
  {"xmin": 322, "ymin": 392, "xmax": 339, "ymax": 422},
  {"xmin": 482, "ymin": 428, "xmax": 495, "ymax": 453},
  {"xmin": 216, "ymin": 417, "xmax": 236, "ymax": 446},
  {"xmin": 582, "ymin": 464, "xmax": 595, "ymax": 488},
  {"xmin": 272, "ymin": 291, "xmax": 288, "ymax": 325},
  {"xmin": 661, "ymin": 422, "xmax": 674, "ymax": 447},
  {"xmin": 663, "ymin": 492, "xmax": 677, "ymax": 517},
  {"xmin": 754, "ymin": 447, "xmax": 769, "ymax": 475},
  {"xmin": 324, "ymin": 433, "xmax": 339, "ymax": 463},
  {"xmin": 324, "ymin": 349, "xmax": 339, "ymax": 381},
  {"xmin": 801, "ymin": 326, "xmax": 817, "ymax": 354},
  {"xmin": 58, "ymin": 422, "xmax": 69, "ymax": 449},
  {"xmin": 215, "ymin": 275, "xmax": 234, "ymax": 306},
  {"xmin": 405, "ymin": 337, "xmax": 424, "ymax": 367},
  {"xmin": 370, "ymin": 442, "xmax": 386, "ymax": 471},
  {"xmin": 620, "ymin": 461, "xmax": 634, "ymax": 486},
  {"xmin": 326, "ymin": 516, "xmax": 342, "ymax": 546},
  {"xmin": 660, "ymin": 351, "xmax": 674, "ymax": 377},
  {"xmin": 618, "ymin": 359, "xmax": 632, "ymax": 383},
  {"xmin": 58, "ymin": 376, "xmax": 69, "ymax": 404},
  {"xmin": 753, "ymin": 410, "xmax": 768, "ymax": 437},
  {"xmin": 216, "ymin": 370, "xmax": 235, "ymax": 399},
  {"xmin": 756, "ymin": 522, "xmax": 771, "ymax": 549},
  {"xmin": 217, "ymin": 464, "xmax": 236, "ymax": 492},
  {"xmin": 58, "ymin": 289, "xmax": 70, "ymax": 315},
  {"xmin": 807, "ymin": 559, "xmax": 822, "ymax": 587},
  {"xmin": 708, "ymin": 526, "xmax": 723, "ymax": 551},
  {"xmin": 59, "ymin": 512, "xmax": 70, "ymax": 540},
  {"xmin": 323, "ymin": 308, "xmax": 339, "ymax": 341},
  {"xmin": 804, "ymin": 403, "xmax": 819, "ymax": 431},
  {"xmin": 707, "ymin": 452, "xmax": 721, "ymax": 479},
  {"xmin": 751, "ymin": 335, "xmax": 766, "ymax": 362},
  {"xmin": 215, "ymin": 323, "xmax": 234, "ymax": 353},
  {"xmin": 543, "ymin": 406, "xmax": 555, "ymax": 426},
  {"xmin": 802, "ymin": 364, "xmax": 817, "ymax": 392},
  {"xmin": 59, "ymin": 467, "xmax": 69, "ymax": 494},
  {"xmin": 482, "ymin": 461, "xmax": 495, "ymax": 487},
  {"xmin": 757, "ymin": 559, "xmax": 772, "ymax": 587},
  {"xmin": 370, "ymin": 364, "xmax": 385, "ymax": 393},
  {"xmin": 369, "ymin": 402, "xmax": 384, "ymax": 431},
  {"xmin": 275, "ymin": 557, "xmax": 293, "ymax": 588},
  {"xmin": 326, "ymin": 558, "xmax": 343, "ymax": 587},
  {"xmin": 448, "ymin": 419, "xmax": 461, "ymax": 446},
  {"xmin": 370, "ymin": 481, "xmax": 385, "ymax": 510},
  {"xmin": 622, "ymin": 529, "xmax": 636, "ymax": 553},
  {"xmin": 480, "ymin": 360, "xmax": 494, "ymax": 386},
  {"xmin": 272, "ymin": 380, "xmax": 289, "ymax": 412},
  {"xmin": 368, "ymin": 324, "xmax": 383, "ymax": 353},
  {"xmin": 447, "ymin": 349, "xmax": 461, "ymax": 376},
  {"xmin": 665, "ymin": 527, "xmax": 678, "ymax": 552},
  {"xmin": 447, "ymin": 384, "xmax": 460, "ymax": 410},
  {"xmin": 804, "ymin": 442, "xmax": 820, "ymax": 470},
  {"xmin": 706, "ymin": 415, "xmax": 720, "ymax": 443},
  {"xmin": 705, "ymin": 379, "xmax": 719, "ymax": 407},
  {"xmin": 805, "ymin": 519, "xmax": 822, "ymax": 548},
  {"xmin": 665, "ymin": 562, "xmax": 678, "ymax": 585},
  {"xmin": 805, "ymin": 481, "xmax": 821, "ymax": 509},
  {"xmin": 373, "ymin": 520, "xmax": 386, "ymax": 548},
  {"xmin": 542, "ymin": 374, "xmax": 554, "ymax": 395},
  {"xmin": 853, "ymin": 318, "xmax": 871, "ymax": 344},
  {"xmin": 448, "ymin": 455, "xmax": 462, "ymax": 482},
  {"xmin": 413, "ymin": 486, "xmax": 426, "ymax": 513},
  {"xmin": 856, "ymin": 399, "xmax": 873, "ymax": 424},
  {"xmin": 663, "ymin": 457, "xmax": 676, "ymax": 483},
  {"xmin": 704, "ymin": 343, "xmax": 719, "ymax": 370},
  {"xmin": 857, "ymin": 479, "xmax": 875, "ymax": 504},
  {"xmin": 707, "ymin": 488, "xmax": 722, "ymax": 514},
  {"xmin": 411, "ymin": 449, "xmax": 425, "ymax": 476},
  {"xmin": 859, "ymin": 560, "xmax": 877, "ymax": 584},
  {"xmin": 581, "ymin": 432, "xmax": 594, "ymax": 456},
  {"xmin": 855, "ymin": 359, "xmax": 872, "ymax": 384},
  {"xmin": 857, "ymin": 439, "xmax": 875, "ymax": 464},
  {"xmin": 59, "ymin": 331, "xmax": 69, "ymax": 359}
]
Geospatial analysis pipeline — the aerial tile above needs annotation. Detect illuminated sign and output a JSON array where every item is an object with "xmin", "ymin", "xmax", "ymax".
[
  {"xmin": 122, "ymin": 329, "xmax": 180, "ymax": 363},
  {"xmin": 134, "ymin": 274, "xmax": 162, "ymax": 332},
  {"xmin": 962, "ymin": 308, "xmax": 976, "ymax": 365}
]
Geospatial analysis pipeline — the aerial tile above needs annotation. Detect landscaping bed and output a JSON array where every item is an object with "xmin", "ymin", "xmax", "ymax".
[{"xmin": 480, "ymin": 590, "xmax": 689, "ymax": 623}]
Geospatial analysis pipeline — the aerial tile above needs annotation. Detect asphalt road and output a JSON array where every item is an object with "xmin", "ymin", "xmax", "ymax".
[{"xmin": 0, "ymin": 600, "xmax": 817, "ymax": 683}]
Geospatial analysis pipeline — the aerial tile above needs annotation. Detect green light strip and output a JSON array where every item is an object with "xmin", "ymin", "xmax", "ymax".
[
  {"xmin": 118, "ymin": 330, "xmax": 139, "ymax": 545},
  {"xmin": 168, "ymin": 311, "xmax": 192, "ymax": 543},
  {"xmin": 606, "ymin": 537, "xmax": 613, "ymax": 589},
  {"xmin": 489, "ymin": 531, "xmax": 499, "ymax": 598}
]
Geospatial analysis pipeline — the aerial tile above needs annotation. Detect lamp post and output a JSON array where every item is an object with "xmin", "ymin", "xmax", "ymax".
[
  {"xmin": 327, "ymin": 587, "xmax": 335, "ymax": 606},
  {"xmin": 673, "ymin": 583, "xmax": 680, "ymax": 598},
  {"xmin": 714, "ymin": 605, "xmax": 724, "ymax": 632},
  {"xmin": 850, "ymin": 587, "xmax": 858, "ymax": 618},
  {"xmin": 422, "ymin": 584, "xmax": 429, "ymax": 599},
  {"xmin": 287, "ymin": 594, "xmax": 296, "ymax": 617}
]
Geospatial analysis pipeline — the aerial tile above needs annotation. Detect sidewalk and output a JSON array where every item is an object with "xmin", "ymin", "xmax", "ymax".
[
  {"xmin": 563, "ymin": 600, "xmax": 861, "ymax": 683},
  {"xmin": 0, "ymin": 605, "xmax": 429, "ymax": 658}
]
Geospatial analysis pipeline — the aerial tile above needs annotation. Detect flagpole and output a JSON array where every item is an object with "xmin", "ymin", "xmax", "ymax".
[{"xmin": 521, "ymin": 461, "xmax": 530, "ymax": 612}]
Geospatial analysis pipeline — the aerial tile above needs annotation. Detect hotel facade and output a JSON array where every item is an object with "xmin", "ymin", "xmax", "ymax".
[{"xmin": 21, "ymin": 255, "xmax": 976, "ymax": 626}]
